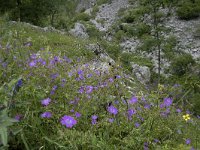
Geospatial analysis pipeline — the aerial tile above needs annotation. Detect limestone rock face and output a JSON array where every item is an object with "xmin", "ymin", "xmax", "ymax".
[
  {"xmin": 165, "ymin": 15, "xmax": 200, "ymax": 60},
  {"xmin": 76, "ymin": 0, "xmax": 97, "ymax": 12},
  {"xmin": 120, "ymin": 39, "xmax": 140, "ymax": 53},
  {"xmin": 131, "ymin": 62, "xmax": 151, "ymax": 84},
  {"xmin": 69, "ymin": 23, "xmax": 89, "ymax": 39},
  {"xmin": 91, "ymin": 0, "xmax": 129, "ymax": 31}
]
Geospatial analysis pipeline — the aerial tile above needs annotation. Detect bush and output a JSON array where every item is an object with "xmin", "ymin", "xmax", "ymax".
[
  {"xmin": 74, "ymin": 13, "xmax": 91, "ymax": 22},
  {"xmin": 120, "ymin": 53, "xmax": 153, "ymax": 71},
  {"xmin": 91, "ymin": 6, "xmax": 99, "ymax": 18},
  {"xmin": 85, "ymin": 23, "xmax": 104, "ymax": 38},
  {"xmin": 97, "ymin": 0, "xmax": 112, "ymax": 5},
  {"xmin": 122, "ymin": 10, "xmax": 136, "ymax": 23},
  {"xmin": 114, "ymin": 30, "xmax": 127, "ymax": 41},
  {"xmin": 135, "ymin": 23, "xmax": 151, "ymax": 37},
  {"xmin": 171, "ymin": 54, "xmax": 195, "ymax": 76},
  {"xmin": 163, "ymin": 35, "xmax": 178, "ymax": 59},
  {"xmin": 191, "ymin": 93, "xmax": 200, "ymax": 115},
  {"xmin": 176, "ymin": 2, "xmax": 200, "ymax": 20}
]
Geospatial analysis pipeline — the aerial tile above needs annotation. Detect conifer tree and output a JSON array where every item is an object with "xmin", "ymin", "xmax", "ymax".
[{"xmin": 131, "ymin": 0, "xmax": 178, "ymax": 84}]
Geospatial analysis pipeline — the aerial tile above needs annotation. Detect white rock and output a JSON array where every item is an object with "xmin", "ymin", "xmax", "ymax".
[
  {"xmin": 130, "ymin": 62, "xmax": 151, "ymax": 84},
  {"xmin": 69, "ymin": 23, "xmax": 89, "ymax": 39}
]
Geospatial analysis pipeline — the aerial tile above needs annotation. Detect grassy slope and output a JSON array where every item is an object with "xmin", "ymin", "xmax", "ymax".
[{"xmin": 0, "ymin": 19, "xmax": 200, "ymax": 150}]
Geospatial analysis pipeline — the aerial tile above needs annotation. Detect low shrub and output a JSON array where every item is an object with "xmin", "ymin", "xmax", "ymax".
[
  {"xmin": 74, "ymin": 13, "xmax": 91, "ymax": 22},
  {"xmin": 170, "ymin": 54, "xmax": 195, "ymax": 76},
  {"xmin": 176, "ymin": 1, "xmax": 200, "ymax": 20}
]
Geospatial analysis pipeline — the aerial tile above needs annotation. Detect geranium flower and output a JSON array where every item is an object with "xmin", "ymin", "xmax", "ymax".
[
  {"xmin": 60, "ymin": 115, "xmax": 77, "ymax": 128},
  {"xmin": 129, "ymin": 96, "xmax": 138, "ymax": 104},
  {"xmin": 41, "ymin": 112, "xmax": 52, "ymax": 118},
  {"xmin": 41, "ymin": 98, "xmax": 51, "ymax": 106},
  {"xmin": 108, "ymin": 105, "xmax": 118, "ymax": 115}
]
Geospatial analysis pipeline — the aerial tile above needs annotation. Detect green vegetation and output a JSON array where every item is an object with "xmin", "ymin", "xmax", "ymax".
[
  {"xmin": 176, "ymin": 0, "xmax": 200, "ymax": 20},
  {"xmin": 170, "ymin": 54, "xmax": 195, "ymax": 77},
  {"xmin": 0, "ymin": 0, "xmax": 200, "ymax": 149},
  {"xmin": 0, "ymin": 17, "xmax": 199, "ymax": 150},
  {"xmin": 74, "ymin": 13, "xmax": 91, "ymax": 22},
  {"xmin": 0, "ymin": 0, "xmax": 79, "ymax": 28}
]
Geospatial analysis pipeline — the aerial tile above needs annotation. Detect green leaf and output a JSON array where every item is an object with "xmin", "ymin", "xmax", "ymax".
[
  {"xmin": 43, "ymin": 137, "xmax": 66, "ymax": 148},
  {"xmin": 0, "ymin": 109, "xmax": 18, "ymax": 128},
  {"xmin": 0, "ymin": 127, "xmax": 8, "ymax": 146}
]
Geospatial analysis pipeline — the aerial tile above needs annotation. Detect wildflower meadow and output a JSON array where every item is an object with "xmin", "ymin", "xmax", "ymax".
[{"xmin": 0, "ymin": 19, "xmax": 200, "ymax": 150}]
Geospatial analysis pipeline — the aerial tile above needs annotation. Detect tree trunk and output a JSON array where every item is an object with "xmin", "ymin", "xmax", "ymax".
[
  {"xmin": 51, "ymin": 11, "xmax": 57, "ymax": 26},
  {"xmin": 16, "ymin": 0, "xmax": 22, "ymax": 22}
]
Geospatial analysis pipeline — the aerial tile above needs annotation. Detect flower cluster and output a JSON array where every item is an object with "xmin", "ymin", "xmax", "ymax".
[{"xmin": 183, "ymin": 114, "xmax": 190, "ymax": 121}]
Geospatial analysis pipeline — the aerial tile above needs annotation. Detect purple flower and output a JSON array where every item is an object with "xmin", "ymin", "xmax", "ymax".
[
  {"xmin": 41, "ymin": 98, "xmax": 51, "ymax": 106},
  {"xmin": 77, "ymin": 70, "xmax": 83, "ymax": 75},
  {"xmin": 91, "ymin": 115, "xmax": 98, "ymax": 125},
  {"xmin": 52, "ymin": 85, "xmax": 58, "ymax": 91},
  {"xmin": 60, "ymin": 115, "xmax": 77, "ymax": 128},
  {"xmin": 70, "ymin": 109, "xmax": 75, "ymax": 113},
  {"xmin": 144, "ymin": 104, "xmax": 151, "ymax": 109},
  {"xmin": 63, "ymin": 56, "xmax": 71, "ymax": 63},
  {"xmin": 95, "ymin": 70, "xmax": 100, "ymax": 76},
  {"xmin": 86, "ymin": 85, "xmax": 93, "ymax": 94},
  {"xmin": 50, "ymin": 73, "xmax": 59, "ymax": 79},
  {"xmin": 54, "ymin": 56, "xmax": 61, "ymax": 63},
  {"xmin": 16, "ymin": 79, "xmax": 23, "ymax": 88},
  {"xmin": 68, "ymin": 72, "xmax": 73, "ymax": 77},
  {"xmin": 109, "ymin": 78, "xmax": 114, "ymax": 83},
  {"xmin": 41, "ymin": 112, "xmax": 52, "ymax": 118},
  {"xmin": 29, "ymin": 60, "xmax": 37, "ymax": 67},
  {"xmin": 87, "ymin": 74, "xmax": 93, "ymax": 78},
  {"xmin": 2, "ymin": 62, "xmax": 7, "ymax": 68},
  {"xmin": 160, "ymin": 103, "xmax": 165, "ymax": 108},
  {"xmin": 160, "ymin": 98, "xmax": 173, "ymax": 108},
  {"xmin": 108, "ymin": 118, "xmax": 114, "ymax": 123},
  {"xmin": 108, "ymin": 105, "xmax": 118, "ymax": 115},
  {"xmin": 186, "ymin": 139, "xmax": 191, "ymax": 145},
  {"xmin": 144, "ymin": 142, "xmax": 149, "ymax": 150},
  {"xmin": 154, "ymin": 139, "xmax": 160, "ymax": 143},
  {"xmin": 14, "ymin": 114, "xmax": 23, "ymax": 121},
  {"xmin": 164, "ymin": 97, "xmax": 173, "ymax": 107},
  {"xmin": 30, "ymin": 54, "xmax": 37, "ymax": 59},
  {"xmin": 114, "ymin": 100, "xmax": 119, "ymax": 104},
  {"xmin": 135, "ymin": 122, "xmax": 140, "ymax": 128},
  {"xmin": 176, "ymin": 108, "xmax": 182, "ymax": 113},
  {"xmin": 115, "ymin": 75, "xmax": 121, "ymax": 79},
  {"xmin": 173, "ymin": 84, "xmax": 180, "ymax": 88},
  {"xmin": 92, "ymin": 119, "xmax": 97, "ymax": 125},
  {"xmin": 160, "ymin": 108, "xmax": 171, "ymax": 118},
  {"xmin": 186, "ymin": 110, "xmax": 191, "ymax": 114},
  {"xmin": 129, "ymin": 96, "xmax": 138, "ymax": 104},
  {"xmin": 127, "ymin": 109, "xmax": 136, "ymax": 116},
  {"xmin": 137, "ymin": 116, "xmax": 144, "ymax": 122},
  {"xmin": 92, "ymin": 115, "xmax": 98, "ymax": 120},
  {"xmin": 38, "ymin": 58, "xmax": 46, "ymax": 65},
  {"xmin": 78, "ymin": 74, "xmax": 84, "ymax": 80},
  {"xmin": 75, "ymin": 112, "xmax": 81, "ymax": 118},
  {"xmin": 78, "ymin": 86, "xmax": 84, "ymax": 94}
]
